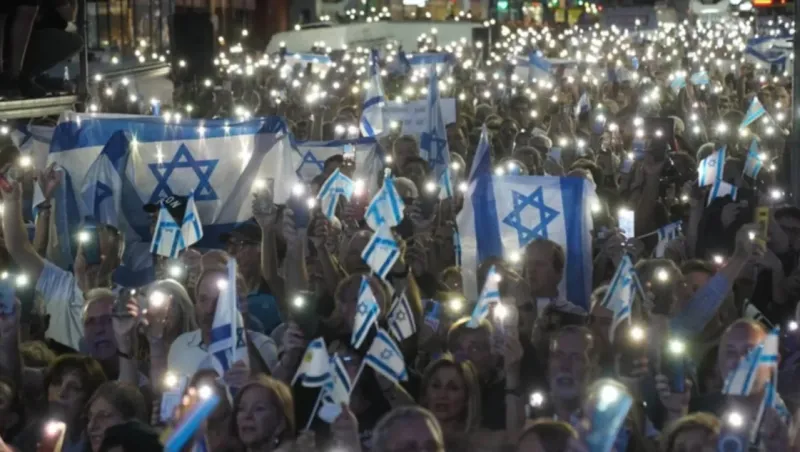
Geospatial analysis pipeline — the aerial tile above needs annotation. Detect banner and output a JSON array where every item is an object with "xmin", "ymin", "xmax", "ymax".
[{"xmin": 384, "ymin": 98, "xmax": 457, "ymax": 134}]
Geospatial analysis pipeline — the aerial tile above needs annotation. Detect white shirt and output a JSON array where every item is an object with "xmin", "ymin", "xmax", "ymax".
[
  {"xmin": 167, "ymin": 329, "xmax": 279, "ymax": 378},
  {"xmin": 35, "ymin": 261, "xmax": 86, "ymax": 351}
]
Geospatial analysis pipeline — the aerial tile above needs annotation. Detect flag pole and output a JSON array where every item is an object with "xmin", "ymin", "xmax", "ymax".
[{"xmin": 303, "ymin": 390, "xmax": 325, "ymax": 431}]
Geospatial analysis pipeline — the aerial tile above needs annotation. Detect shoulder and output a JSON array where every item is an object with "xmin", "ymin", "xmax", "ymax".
[{"xmin": 168, "ymin": 330, "xmax": 201, "ymax": 355}]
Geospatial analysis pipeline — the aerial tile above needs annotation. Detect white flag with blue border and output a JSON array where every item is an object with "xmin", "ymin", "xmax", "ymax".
[
  {"xmin": 208, "ymin": 259, "xmax": 249, "ymax": 375},
  {"xmin": 697, "ymin": 146, "xmax": 726, "ymax": 187},
  {"xmin": 743, "ymin": 139, "xmax": 763, "ymax": 180},
  {"xmin": 741, "ymin": 97, "xmax": 767, "ymax": 130},
  {"xmin": 600, "ymin": 255, "xmax": 635, "ymax": 341},
  {"xmin": 317, "ymin": 169, "xmax": 355, "ymax": 220},
  {"xmin": 361, "ymin": 224, "xmax": 400, "ymax": 280},
  {"xmin": 419, "ymin": 66, "xmax": 453, "ymax": 198},
  {"xmin": 387, "ymin": 291, "xmax": 416, "ymax": 341},
  {"xmin": 655, "ymin": 222, "xmax": 682, "ymax": 258},
  {"xmin": 365, "ymin": 175, "xmax": 405, "ymax": 231},
  {"xmin": 708, "ymin": 180, "xmax": 738, "ymax": 206},
  {"xmin": 365, "ymin": 328, "xmax": 408, "ymax": 384},
  {"xmin": 292, "ymin": 337, "xmax": 332, "ymax": 387},
  {"xmin": 290, "ymin": 137, "xmax": 384, "ymax": 195},
  {"xmin": 457, "ymin": 175, "xmax": 594, "ymax": 309},
  {"xmin": 150, "ymin": 193, "xmax": 204, "ymax": 259},
  {"xmin": 351, "ymin": 277, "xmax": 380, "ymax": 349},
  {"xmin": 360, "ymin": 49, "xmax": 386, "ymax": 137}
]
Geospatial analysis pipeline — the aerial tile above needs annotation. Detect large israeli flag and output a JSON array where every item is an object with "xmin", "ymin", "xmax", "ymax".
[
  {"xmin": 36, "ymin": 112, "xmax": 289, "ymax": 287},
  {"xmin": 457, "ymin": 175, "xmax": 594, "ymax": 308},
  {"xmin": 467, "ymin": 125, "xmax": 491, "ymax": 184},
  {"xmin": 80, "ymin": 133, "xmax": 127, "ymax": 228},
  {"xmin": 360, "ymin": 50, "xmax": 386, "ymax": 137},
  {"xmin": 208, "ymin": 259, "xmax": 249, "ymax": 375},
  {"xmin": 420, "ymin": 67, "xmax": 453, "ymax": 197},
  {"xmin": 291, "ymin": 138, "xmax": 384, "ymax": 195}
]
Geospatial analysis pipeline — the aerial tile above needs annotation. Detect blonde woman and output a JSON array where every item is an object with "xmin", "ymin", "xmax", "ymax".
[
  {"xmin": 231, "ymin": 376, "xmax": 298, "ymax": 452},
  {"xmin": 420, "ymin": 355, "xmax": 507, "ymax": 451}
]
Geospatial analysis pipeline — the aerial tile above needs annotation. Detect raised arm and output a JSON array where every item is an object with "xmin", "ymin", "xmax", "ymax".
[{"xmin": 0, "ymin": 181, "xmax": 44, "ymax": 282}]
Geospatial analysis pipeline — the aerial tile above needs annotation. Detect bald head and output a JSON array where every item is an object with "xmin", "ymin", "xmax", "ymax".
[{"xmin": 718, "ymin": 320, "xmax": 769, "ymax": 393}]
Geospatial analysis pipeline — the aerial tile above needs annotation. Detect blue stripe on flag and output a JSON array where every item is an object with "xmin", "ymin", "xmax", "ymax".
[
  {"xmin": 560, "ymin": 177, "xmax": 589, "ymax": 308},
  {"xmin": 472, "ymin": 174, "xmax": 502, "ymax": 262}
]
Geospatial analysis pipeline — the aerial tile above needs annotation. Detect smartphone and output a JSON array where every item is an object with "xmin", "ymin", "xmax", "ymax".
[
  {"xmin": 114, "ymin": 288, "xmax": 137, "ymax": 316},
  {"xmin": 755, "ymin": 206, "xmax": 769, "ymax": 246},
  {"xmin": 287, "ymin": 195, "xmax": 311, "ymax": 229},
  {"xmin": 423, "ymin": 299, "xmax": 441, "ymax": 332},
  {"xmin": 39, "ymin": 421, "xmax": 66, "ymax": 452},
  {"xmin": 662, "ymin": 339, "xmax": 687, "ymax": 393},
  {"xmin": 717, "ymin": 411, "xmax": 748, "ymax": 452},
  {"xmin": 0, "ymin": 279, "xmax": 14, "ymax": 315},
  {"xmin": 288, "ymin": 293, "xmax": 319, "ymax": 338},
  {"xmin": 617, "ymin": 325, "xmax": 648, "ymax": 377},
  {"xmin": 644, "ymin": 117, "xmax": 675, "ymax": 159},
  {"xmin": 80, "ymin": 225, "xmax": 102, "ymax": 266}
]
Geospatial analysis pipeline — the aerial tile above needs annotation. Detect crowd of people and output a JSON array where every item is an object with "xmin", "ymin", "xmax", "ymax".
[{"xmin": 0, "ymin": 10, "xmax": 797, "ymax": 452}]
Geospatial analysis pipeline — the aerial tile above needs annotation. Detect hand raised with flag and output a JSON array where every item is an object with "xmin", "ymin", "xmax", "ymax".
[{"xmin": 37, "ymin": 163, "xmax": 63, "ymax": 202}]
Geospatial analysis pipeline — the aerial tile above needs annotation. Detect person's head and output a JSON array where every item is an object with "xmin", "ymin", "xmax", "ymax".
[
  {"xmin": 97, "ymin": 420, "xmax": 163, "ymax": 452},
  {"xmin": 634, "ymin": 258, "xmax": 684, "ymax": 315},
  {"xmin": 179, "ymin": 248, "xmax": 203, "ymax": 295},
  {"xmin": 516, "ymin": 420, "xmax": 578, "ymax": 452},
  {"xmin": 86, "ymin": 382, "xmax": 147, "ymax": 452},
  {"xmin": 523, "ymin": 239, "xmax": 565, "ymax": 296},
  {"xmin": 438, "ymin": 266, "xmax": 463, "ymax": 293},
  {"xmin": 393, "ymin": 135, "xmax": 420, "ymax": 170},
  {"xmin": 44, "ymin": 355, "xmax": 107, "ymax": 426},
  {"xmin": 194, "ymin": 265, "xmax": 247, "ymax": 330},
  {"xmin": 660, "ymin": 413, "xmax": 720, "ymax": 452},
  {"xmin": 447, "ymin": 123, "xmax": 468, "ymax": 156},
  {"xmin": 775, "ymin": 206, "xmax": 800, "ymax": 251},
  {"xmin": 82, "ymin": 289, "xmax": 117, "ymax": 361},
  {"xmin": 717, "ymin": 320, "xmax": 770, "ymax": 394},
  {"xmin": 232, "ymin": 375, "xmax": 295, "ymax": 449},
  {"xmin": 333, "ymin": 273, "xmax": 388, "ymax": 333},
  {"xmin": 224, "ymin": 223, "xmax": 262, "ymax": 280},
  {"xmin": 401, "ymin": 156, "xmax": 431, "ymax": 192},
  {"xmin": 75, "ymin": 224, "xmax": 124, "ymax": 292},
  {"xmin": 679, "ymin": 260, "xmax": 715, "ymax": 299},
  {"xmin": 146, "ymin": 279, "xmax": 198, "ymax": 342},
  {"xmin": 446, "ymin": 318, "xmax": 495, "ymax": 380},
  {"xmin": 338, "ymin": 230, "xmax": 372, "ymax": 274},
  {"xmin": 372, "ymin": 406, "xmax": 445, "ymax": 452},
  {"xmin": 548, "ymin": 326, "xmax": 595, "ymax": 401},
  {"xmin": 420, "ymin": 355, "xmax": 481, "ymax": 432}
]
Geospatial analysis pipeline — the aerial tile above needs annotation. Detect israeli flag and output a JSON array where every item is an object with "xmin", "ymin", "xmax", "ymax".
[
  {"xmin": 292, "ymin": 337, "xmax": 332, "ymax": 387},
  {"xmin": 457, "ymin": 175, "xmax": 594, "ymax": 308},
  {"xmin": 574, "ymin": 92, "xmax": 591, "ymax": 118},
  {"xmin": 690, "ymin": 71, "xmax": 710, "ymax": 86},
  {"xmin": 291, "ymin": 137, "xmax": 384, "ymax": 192},
  {"xmin": 317, "ymin": 169, "xmax": 355, "ymax": 220},
  {"xmin": 387, "ymin": 291, "xmax": 417, "ymax": 341},
  {"xmin": 600, "ymin": 255, "xmax": 635, "ymax": 341},
  {"xmin": 150, "ymin": 193, "xmax": 204, "ymax": 259},
  {"xmin": 723, "ymin": 328, "xmax": 778, "ymax": 396},
  {"xmin": 365, "ymin": 328, "xmax": 408, "ymax": 384},
  {"xmin": 586, "ymin": 385, "xmax": 633, "ymax": 452},
  {"xmin": 467, "ymin": 265, "xmax": 501, "ymax": 328},
  {"xmin": 419, "ymin": 67, "xmax": 452, "ymax": 197},
  {"xmin": 80, "ymin": 133, "xmax": 127, "ymax": 228},
  {"xmin": 741, "ymin": 97, "xmax": 767, "ymax": 130},
  {"xmin": 654, "ymin": 222, "xmax": 681, "ymax": 258},
  {"xmin": 352, "ymin": 277, "xmax": 380, "ymax": 349},
  {"xmin": 742, "ymin": 139, "xmax": 763, "ymax": 180},
  {"xmin": 669, "ymin": 75, "xmax": 687, "ymax": 94},
  {"xmin": 38, "ymin": 112, "xmax": 289, "ymax": 287},
  {"xmin": 468, "ymin": 125, "xmax": 491, "ymax": 185},
  {"xmin": 529, "ymin": 52, "xmax": 553, "ymax": 81},
  {"xmin": 325, "ymin": 354, "xmax": 352, "ymax": 404},
  {"xmin": 708, "ymin": 180, "xmax": 738, "ymax": 206},
  {"xmin": 10, "ymin": 123, "xmax": 55, "ymax": 173},
  {"xmin": 697, "ymin": 146, "xmax": 726, "ymax": 187},
  {"xmin": 402, "ymin": 51, "xmax": 455, "ymax": 77},
  {"xmin": 361, "ymin": 224, "xmax": 400, "ymax": 280},
  {"xmin": 360, "ymin": 50, "xmax": 386, "ymax": 137},
  {"xmin": 208, "ymin": 259, "xmax": 249, "ymax": 375},
  {"xmin": 365, "ymin": 175, "xmax": 405, "ymax": 231}
]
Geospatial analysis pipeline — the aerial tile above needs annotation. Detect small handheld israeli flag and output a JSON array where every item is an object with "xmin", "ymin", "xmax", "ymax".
[
  {"xmin": 669, "ymin": 75, "xmax": 687, "ymax": 94},
  {"xmin": 150, "ymin": 193, "xmax": 204, "ymax": 259},
  {"xmin": 467, "ymin": 265, "xmax": 501, "ymax": 328},
  {"xmin": 361, "ymin": 224, "xmax": 401, "ymax": 280},
  {"xmin": 352, "ymin": 277, "xmax": 380, "ymax": 349},
  {"xmin": 740, "ymin": 97, "xmax": 767, "ymax": 130},
  {"xmin": 690, "ymin": 71, "xmax": 710, "ymax": 86},
  {"xmin": 586, "ymin": 384, "xmax": 633, "ymax": 452},
  {"xmin": 742, "ymin": 140, "xmax": 763, "ymax": 180},
  {"xmin": 601, "ymin": 255, "xmax": 635, "ymax": 342},
  {"xmin": 575, "ymin": 92, "xmax": 591, "ymax": 118},
  {"xmin": 654, "ymin": 222, "xmax": 682, "ymax": 258},
  {"xmin": 292, "ymin": 337, "xmax": 332, "ymax": 387},
  {"xmin": 387, "ymin": 291, "xmax": 417, "ymax": 341},
  {"xmin": 208, "ymin": 258, "xmax": 248, "ymax": 375},
  {"xmin": 317, "ymin": 354, "xmax": 353, "ymax": 424},
  {"xmin": 365, "ymin": 175, "xmax": 405, "ymax": 231},
  {"xmin": 360, "ymin": 49, "xmax": 386, "ymax": 137},
  {"xmin": 697, "ymin": 147, "xmax": 726, "ymax": 187},
  {"xmin": 365, "ymin": 328, "xmax": 408, "ymax": 384},
  {"xmin": 317, "ymin": 169, "xmax": 355, "ymax": 220},
  {"xmin": 722, "ymin": 343, "xmax": 764, "ymax": 396},
  {"xmin": 708, "ymin": 180, "xmax": 738, "ymax": 206}
]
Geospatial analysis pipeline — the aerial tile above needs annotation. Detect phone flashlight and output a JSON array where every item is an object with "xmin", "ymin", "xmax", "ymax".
[
  {"xmin": 149, "ymin": 290, "xmax": 168, "ymax": 309},
  {"xmin": 599, "ymin": 384, "xmax": 620, "ymax": 404},
  {"xmin": 163, "ymin": 372, "xmax": 179, "ymax": 389},
  {"xmin": 15, "ymin": 274, "xmax": 28, "ymax": 288},
  {"xmin": 78, "ymin": 230, "xmax": 91, "ymax": 243},
  {"xmin": 306, "ymin": 197, "xmax": 317, "ymax": 209},
  {"xmin": 529, "ymin": 391, "xmax": 545, "ymax": 408},
  {"xmin": 656, "ymin": 268, "xmax": 670, "ymax": 283},
  {"xmin": 448, "ymin": 298, "xmax": 464, "ymax": 313},
  {"xmin": 198, "ymin": 385, "xmax": 214, "ymax": 400},
  {"xmin": 253, "ymin": 179, "xmax": 267, "ymax": 190},
  {"xmin": 424, "ymin": 180, "xmax": 437, "ymax": 193},
  {"xmin": 789, "ymin": 320, "xmax": 799, "ymax": 332},
  {"xmin": 712, "ymin": 255, "xmax": 725, "ymax": 265},
  {"xmin": 292, "ymin": 183, "xmax": 306, "ymax": 197},
  {"xmin": 354, "ymin": 179, "xmax": 366, "ymax": 197},
  {"xmin": 293, "ymin": 295, "xmax": 306, "ymax": 309},
  {"xmin": 44, "ymin": 421, "xmax": 65, "ymax": 437},
  {"xmin": 168, "ymin": 264, "xmax": 183, "ymax": 279},
  {"xmin": 629, "ymin": 325, "xmax": 646, "ymax": 342},
  {"xmin": 216, "ymin": 279, "xmax": 229, "ymax": 290},
  {"xmin": 494, "ymin": 304, "xmax": 509, "ymax": 321}
]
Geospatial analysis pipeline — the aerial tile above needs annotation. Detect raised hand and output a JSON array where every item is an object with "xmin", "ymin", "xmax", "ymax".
[{"xmin": 38, "ymin": 163, "xmax": 63, "ymax": 201}]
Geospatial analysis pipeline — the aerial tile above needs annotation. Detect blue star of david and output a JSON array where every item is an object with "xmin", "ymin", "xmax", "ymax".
[
  {"xmin": 380, "ymin": 349, "xmax": 393, "ymax": 360},
  {"xmin": 395, "ymin": 311, "xmax": 406, "ymax": 321},
  {"xmin": 502, "ymin": 187, "xmax": 560, "ymax": 247},
  {"xmin": 419, "ymin": 129, "xmax": 447, "ymax": 167},
  {"xmin": 707, "ymin": 158, "xmax": 716, "ymax": 166},
  {"xmin": 94, "ymin": 181, "xmax": 113, "ymax": 213},
  {"xmin": 296, "ymin": 151, "xmax": 325, "ymax": 177},
  {"xmin": 619, "ymin": 274, "xmax": 632, "ymax": 290},
  {"xmin": 148, "ymin": 144, "xmax": 219, "ymax": 203},
  {"xmin": 358, "ymin": 302, "xmax": 369, "ymax": 315}
]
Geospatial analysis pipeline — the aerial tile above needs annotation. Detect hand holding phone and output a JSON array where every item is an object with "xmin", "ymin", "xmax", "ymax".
[
  {"xmin": 288, "ymin": 293, "xmax": 319, "ymax": 338},
  {"xmin": 78, "ymin": 225, "xmax": 102, "ymax": 266}
]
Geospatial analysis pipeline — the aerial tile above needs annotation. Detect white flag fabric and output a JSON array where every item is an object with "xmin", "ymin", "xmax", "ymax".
[
  {"xmin": 457, "ymin": 174, "xmax": 594, "ymax": 309},
  {"xmin": 708, "ymin": 180, "xmax": 738, "ymax": 206},
  {"xmin": 365, "ymin": 328, "xmax": 408, "ymax": 383},
  {"xmin": 654, "ymin": 222, "xmax": 682, "ymax": 258},
  {"xmin": 150, "ymin": 193, "xmax": 203, "ymax": 259},
  {"xmin": 467, "ymin": 125, "xmax": 491, "ymax": 185},
  {"xmin": 387, "ymin": 291, "xmax": 417, "ymax": 341},
  {"xmin": 742, "ymin": 139, "xmax": 763, "ymax": 180},
  {"xmin": 208, "ymin": 259, "xmax": 249, "ymax": 375},
  {"xmin": 365, "ymin": 176, "xmax": 405, "ymax": 231},
  {"xmin": 292, "ymin": 337, "xmax": 332, "ymax": 387},
  {"xmin": 361, "ymin": 224, "xmax": 400, "ymax": 280},
  {"xmin": 419, "ymin": 66, "xmax": 453, "ymax": 198},
  {"xmin": 80, "ymin": 132, "xmax": 126, "ymax": 228},
  {"xmin": 467, "ymin": 265, "xmax": 501, "ymax": 328},
  {"xmin": 351, "ymin": 277, "xmax": 380, "ymax": 349},
  {"xmin": 722, "ymin": 328, "xmax": 779, "ymax": 396},
  {"xmin": 697, "ymin": 147, "xmax": 726, "ymax": 187},
  {"xmin": 600, "ymin": 255, "xmax": 635, "ymax": 341},
  {"xmin": 289, "ymin": 138, "xmax": 384, "ymax": 196},
  {"xmin": 360, "ymin": 49, "xmax": 386, "ymax": 137},
  {"xmin": 740, "ymin": 97, "xmax": 767, "ymax": 130},
  {"xmin": 317, "ymin": 169, "xmax": 355, "ymax": 220}
]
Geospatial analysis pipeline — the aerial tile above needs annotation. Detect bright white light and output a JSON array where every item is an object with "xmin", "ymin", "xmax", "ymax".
[
  {"xmin": 668, "ymin": 339, "xmax": 686, "ymax": 355},
  {"xmin": 713, "ymin": 255, "xmax": 724, "ymax": 265},
  {"xmin": 163, "ymin": 372, "xmax": 179, "ymax": 389},
  {"xmin": 292, "ymin": 184, "xmax": 306, "ymax": 197},
  {"xmin": 78, "ymin": 231, "xmax": 91, "ymax": 243},
  {"xmin": 629, "ymin": 325, "xmax": 645, "ymax": 342},
  {"xmin": 149, "ymin": 290, "xmax": 167, "ymax": 308},
  {"xmin": 494, "ymin": 304, "xmax": 508, "ymax": 321},
  {"xmin": 293, "ymin": 296, "xmax": 305, "ymax": 308},
  {"xmin": 727, "ymin": 411, "xmax": 744, "ymax": 428},
  {"xmin": 789, "ymin": 321, "xmax": 799, "ymax": 332},
  {"xmin": 458, "ymin": 182, "xmax": 468, "ymax": 193},
  {"xmin": 656, "ymin": 268, "xmax": 669, "ymax": 282},
  {"xmin": 15, "ymin": 274, "xmax": 28, "ymax": 288},
  {"xmin": 44, "ymin": 421, "xmax": 65, "ymax": 437},
  {"xmin": 448, "ymin": 298, "xmax": 463, "ymax": 312},
  {"xmin": 424, "ymin": 181, "xmax": 437, "ymax": 193},
  {"xmin": 508, "ymin": 251, "xmax": 521, "ymax": 263},
  {"xmin": 530, "ymin": 391, "xmax": 545, "ymax": 407},
  {"xmin": 216, "ymin": 279, "xmax": 228, "ymax": 290},
  {"xmin": 306, "ymin": 198, "xmax": 317, "ymax": 209},
  {"xmin": 198, "ymin": 385, "xmax": 213, "ymax": 400},
  {"xmin": 168, "ymin": 265, "xmax": 183, "ymax": 278},
  {"xmin": 600, "ymin": 385, "xmax": 620, "ymax": 405},
  {"xmin": 770, "ymin": 189, "xmax": 783, "ymax": 200},
  {"xmin": 19, "ymin": 156, "xmax": 32, "ymax": 168}
]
